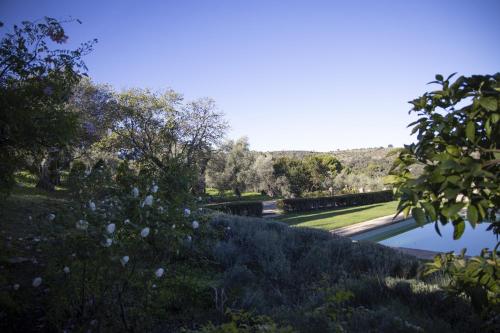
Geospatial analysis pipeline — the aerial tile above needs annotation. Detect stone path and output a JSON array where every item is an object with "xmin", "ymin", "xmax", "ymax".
[{"xmin": 262, "ymin": 200, "xmax": 281, "ymax": 218}]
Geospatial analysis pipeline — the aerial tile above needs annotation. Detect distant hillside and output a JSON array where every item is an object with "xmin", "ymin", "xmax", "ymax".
[
  {"xmin": 263, "ymin": 147, "xmax": 402, "ymax": 192},
  {"xmin": 264, "ymin": 147, "xmax": 400, "ymax": 174}
]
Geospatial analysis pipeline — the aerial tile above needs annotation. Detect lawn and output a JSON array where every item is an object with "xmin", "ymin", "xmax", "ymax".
[
  {"xmin": 277, "ymin": 200, "xmax": 399, "ymax": 231},
  {"xmin": 205, "ymin": 187, "xmax": 275, "ymax": 202}
]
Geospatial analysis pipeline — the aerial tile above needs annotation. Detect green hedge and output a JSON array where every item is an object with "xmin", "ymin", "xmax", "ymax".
[
  {"xmin": 277, "ymin": 190, "xmax": 394, "ymax": 213},
  {"xmin": 205, "ymin": 200, "xmax": 263, "ymax": 217}
]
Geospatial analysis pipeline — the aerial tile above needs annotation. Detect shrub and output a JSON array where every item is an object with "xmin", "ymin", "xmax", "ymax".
[
  {"xmin": 277, "ymin": 190, "xmax": 393, "ymax": 212},
  {"xmin": 205, "ymin": 201, "xmax": 263, "ymax": 217}
]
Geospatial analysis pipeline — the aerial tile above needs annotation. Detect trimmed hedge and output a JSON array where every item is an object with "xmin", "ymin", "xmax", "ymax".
[
  {"xmin": 205, "ymin": 200, "xmax": 263, "ymax": 217},
  {"xmin": 277, "ymin": 190, "xmax": 394, "ymax": 213}
]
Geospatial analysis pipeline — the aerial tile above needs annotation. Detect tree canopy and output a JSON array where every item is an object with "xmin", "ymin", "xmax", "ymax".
[{"xmin": 387, "ymin": 73, "xmax": 499, "ymax": 239}]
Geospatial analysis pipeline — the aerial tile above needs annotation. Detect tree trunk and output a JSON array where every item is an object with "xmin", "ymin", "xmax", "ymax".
[{"xmin": 36, "ymin": 149, "xmax": 60, "ymax": 191}]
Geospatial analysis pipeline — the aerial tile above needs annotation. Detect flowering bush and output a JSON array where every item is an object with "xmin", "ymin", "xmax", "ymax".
[{"xmin": 34, "ymin": 161, "xmax": 218, "ymax": 331}]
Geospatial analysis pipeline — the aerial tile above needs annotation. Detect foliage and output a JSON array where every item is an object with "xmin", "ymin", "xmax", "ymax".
[
  {"xmin": 189, "ymin": 309, "xmax": 296, "ymax": 333},
  {"xmin": 277, "ymin": 190, "xmax": 393, "ymax": 213},
  {"xmin": 387, "ymin": 73, "xmax": 500, "ymax": 331},
  {"xmin": 205, "ymin": 137, "xmax": 254, "ymax": 195},
  {"xmin": 25, "ymin": 164, "xmax": 214, "ymax": 331},
  {"xmin": 422, "ymin": 248, "xmax": 500, "ymax": 318},
  {"xmin": 303, "ymin": 154, "xmax": 342, "ymax": 192},
  {"xmin": 0, "ymin": 17, "xmax": 96, "ymax": 195},
  {"xmin": 273, "ymin": 156, "xmax": 313, "ymax": 197},
  {"xmin": 206, "ymin": 201, "xmax": 264, "ymax": 217},
  {"xmin": 386, "ymin": 73, "xmax": 499, "ymax": 238}
]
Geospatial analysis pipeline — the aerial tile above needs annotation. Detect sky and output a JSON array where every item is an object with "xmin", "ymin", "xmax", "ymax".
[{"xmin": 1, "ymin": 0, "xmax": 499, "ymax": 151}]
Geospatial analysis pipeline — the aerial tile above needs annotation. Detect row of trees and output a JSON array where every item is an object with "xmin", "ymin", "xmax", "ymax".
[{"xmin": 205, "ymin": 140, "xmax": 396, "ymax": 198}]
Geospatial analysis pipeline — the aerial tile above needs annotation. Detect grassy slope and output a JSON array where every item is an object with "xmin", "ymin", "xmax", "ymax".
[
  {"xmin": 1, "ymin": 178, "xmax": 484, "ymax": 332},
  {"xmin": 277, "ymin": 200, "xmax": 399, "ymax": 230}
]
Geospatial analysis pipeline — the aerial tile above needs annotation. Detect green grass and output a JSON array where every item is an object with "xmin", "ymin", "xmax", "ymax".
[
  {"xmin": 277, "ymin": 201, "xmax": 399, "ymax": 231},
  {"xmin": 205, "ymin": 188, "xmax": 275, "ymax": 202}
]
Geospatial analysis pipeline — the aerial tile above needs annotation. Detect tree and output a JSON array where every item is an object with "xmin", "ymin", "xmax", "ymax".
[
  {"xmin": 0, "ymin": 17, "xmax": 96, "ymax": 193},
  {"xmin": 107, "ymin": 89, "xmax": 227, "ymax": 193},
  {"xmin": 387, "ymin": 73, "xmax": 499, "ymax": 239},
  {"xmin": 303, "ymin": 154, "xmax": 342, "ymax": 192},
  {"xmin": 273, "ymin": 156, "xmax": 312, "ymax": 197},
  {"xmin": 248, "ymin": 153, "xmax": 276, "ymax": 194},
  {"xmin": 205, "ymin": 137, "xmax": 254, "ymax": 196}
]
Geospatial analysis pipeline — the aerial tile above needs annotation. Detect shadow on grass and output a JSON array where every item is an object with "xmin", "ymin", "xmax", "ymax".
[{"xmin": 278, "ymin": 203, "xmax": 385, "ymax": 226}]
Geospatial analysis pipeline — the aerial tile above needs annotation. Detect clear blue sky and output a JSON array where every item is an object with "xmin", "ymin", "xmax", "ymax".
[{"xmin": 2, "ymin": 0, "xmax": 499, "ymax": 151}]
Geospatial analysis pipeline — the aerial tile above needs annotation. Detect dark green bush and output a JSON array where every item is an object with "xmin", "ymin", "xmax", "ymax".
[
  {"xmin": 207, "ymin": 215, "xmax": 484, "ymax": 332},
  {"xmin": 277, "ymin": 190, "xmax": 393, "ymax": 212},
  {"xmin": 206, "ymin": 201, "xmax": 263, "ymax": 217}
]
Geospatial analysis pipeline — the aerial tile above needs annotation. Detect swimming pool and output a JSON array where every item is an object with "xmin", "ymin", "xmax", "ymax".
[{"xmin": 352, "ymin": 218, "xmax": 498, "ymax": 256}]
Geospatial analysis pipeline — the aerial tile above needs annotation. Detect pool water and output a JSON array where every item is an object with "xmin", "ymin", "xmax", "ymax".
[{"xmin": 354, "ymin": 219, "xmax": 498, "ymax": 256}]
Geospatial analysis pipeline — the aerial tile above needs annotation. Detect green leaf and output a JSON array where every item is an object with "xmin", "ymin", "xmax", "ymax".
[
  {"xmin": 421, "ymin": 202, "xmax": 437, "ymax": 221},
  {"xmin": 453, "ymin": 220, "xmax": 465, "ymax": 240},
  {"xmin": 467, "ymin": 205, "xmax": 479, "ymax": 225},
  {"xmin": 445, "ymin": 145, "xmax": 460, "ymax": 157},
  {"xmin": 442, "ymin": 203, "xmax": 465, "ymax": 218},
  {"xmin": 479, "ymin": 97, "xmax": 498, "ymax": 111},
  {"xmin": 465, "ymin": 121, "xmax": 475, "ymax": 142},
  {"xmin": 412, "ymin": 207, "xmax": 426, "ymax": 225},
  {"xmin": 434, "ymin": 222, "xmax": 442, "ymax": 237}
]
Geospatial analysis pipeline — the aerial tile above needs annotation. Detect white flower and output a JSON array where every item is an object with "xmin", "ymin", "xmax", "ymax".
[
  {"xmin": 151, "ymin": 185, "xmax": 158, "ymax": 193},
  {"xmin": 131, "ymin": 187, "xmax": 139, "ymax": 198},
  {"xmin": 104, "ymin": 238, "xmax": 113, "ymax": 247},
  {"xmin": 172, "ymin": 224, "xmax": 176, "ymax": 229},
  {"xmin": 106, "ymin": 223, "xmax": 116, "ymax": 234},
  {"xmin": 155, "ymin": 268, "xmax": 164, "ymax": 278},
  {"xmin": 88, "ymin": 200, "xmax": 96, "ymax": 211},
  {"xmin": 84, "ymin": 169, "xmax": 91, "ymax": 176},
  {"xmin": 143, "ymin": 195, "xmax": 153, "ymax": 207},
  {"xmin": 48, "ymin": 213, "xmax": 56, "ymax": 221},
  {"xmin": 124, "ymin": 219, "xmax": 130, "ymax": 224},
  {"xmin": 13, "ymin": 284, "xmax": 20, "ymax": 291},
  {"xmin": 32, "ymin": 277, "xmax": 42, "ymax": 288},
  {"xmin": 120, "ymin": 256, "xmax": 129, "ymax": 266},
  {"xmin": 197, "ymin": 196, "xmax": 202, "ymax": 202},
  {"xmin": 192, "ymin": 220, "xmax": 199, "ymax": 229},
  {"xmin": 140, "ymin": 227, "xmax": 150, "ymax": 238},
  {"xmin": 158, "ymin": 206, "xmax": 164, "ymax": 214},
  {"xmin": 186, "ymin": 235, "xmax": 192, "ymax": 242},
  {"xmin": 76, "ymin": 220, "xmax": 89, "ymax": 230},
  {"xmin": 470, "ymin": 151, "xmax": 481, "ymax": 160},
  {"xmin": 28, "ymin": 215, "xmax": 32, "ymax": 221},
  {"xmin": 63, "ymin": 266, "xmax": 70, "ymax": 274},
  {"xmin": 183, "ymin": 208, "xmax": 191, "ymax": 217}
]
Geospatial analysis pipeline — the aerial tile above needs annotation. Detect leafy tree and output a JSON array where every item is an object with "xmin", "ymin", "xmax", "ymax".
[
  {"xmin": 387, "ymin": 73, "xmax": 499, "ymax": 239},
  {"xmin": 303, "ymin": 154, "xmax": 342, "ymax": 192},
  {"xmin": 103, "ymin": 89, "xmax": 227, "ymax": 194},
  {"xmin": 0, "ymin": 17, "xmax": 96, "ymax": 193},
  {"xmin": 273, "ymin": 157, "xmax": 312, "ymax": 197},
  {"xmin": 205, "ymin": 137, "xmax": 254, "ymax": 196}
]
